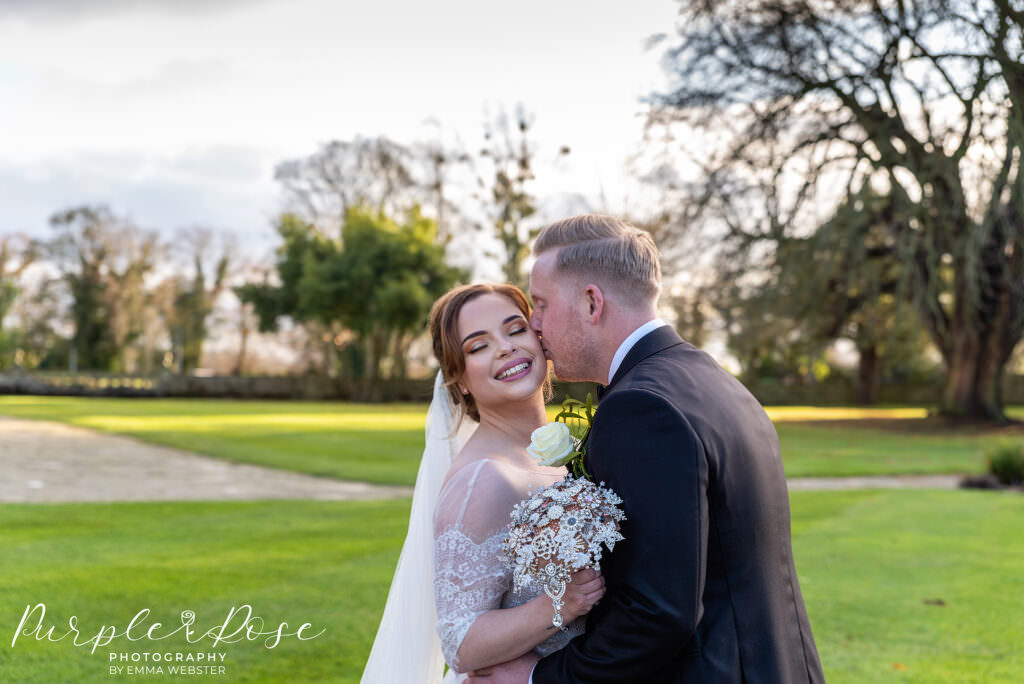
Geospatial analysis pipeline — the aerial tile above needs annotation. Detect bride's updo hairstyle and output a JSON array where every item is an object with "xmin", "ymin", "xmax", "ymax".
[{"xmin": 429, "ymin": 283, "xmax": 547, "ymax": 422}]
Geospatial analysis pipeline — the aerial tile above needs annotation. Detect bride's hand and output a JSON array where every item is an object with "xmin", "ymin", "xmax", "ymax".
[{"xmin": 559, "ymin": 568, "xmax": 606, "ymax": 622}]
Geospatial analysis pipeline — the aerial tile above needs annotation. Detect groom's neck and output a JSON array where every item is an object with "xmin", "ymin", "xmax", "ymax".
[{"xmin": 593, "ymin": 308, "xmax": 659, "ymax": 383}]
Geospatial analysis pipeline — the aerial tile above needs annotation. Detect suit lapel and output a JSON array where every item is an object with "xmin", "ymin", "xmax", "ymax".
[{"xmin": 586, "ymin": 326, "xmax": 686, "ymax": 477}]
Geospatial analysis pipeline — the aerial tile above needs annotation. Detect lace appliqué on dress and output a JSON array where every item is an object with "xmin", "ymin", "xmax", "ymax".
[
  {"xmin": 434, "ymin": 527, "xmax": 508, "ymax": 671},
  {"xmin": 433, "ymin": 458, "xmax": 580, "ymax": 674},
  {"xmin": 434, "ymin": 525, "xmax": 584, "ymax": 672}
]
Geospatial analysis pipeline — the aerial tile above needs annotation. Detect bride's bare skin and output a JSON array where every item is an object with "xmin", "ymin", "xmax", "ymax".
[{"xmin": 441, "ymin": 292, "xmax": 605, "ymax": 674}]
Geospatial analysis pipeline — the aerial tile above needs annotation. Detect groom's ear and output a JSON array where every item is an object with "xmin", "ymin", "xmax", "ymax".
[{"xmin": 583, "ymin": 284, "xmax": 604, "ymax": 323}]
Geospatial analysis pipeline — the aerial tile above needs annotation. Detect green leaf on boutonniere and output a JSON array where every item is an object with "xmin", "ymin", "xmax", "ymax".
[{"xmin": 553, "ymin": 393, "xmax": 595, "ymax": 480}]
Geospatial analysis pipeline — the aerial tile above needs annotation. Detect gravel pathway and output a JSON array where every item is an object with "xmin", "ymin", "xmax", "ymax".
[
  {"xmin": 1, "ymin": 417, "xmax": 963, "ymax": 503},
  {"xmin": 0, "ymin": 417, "xmax": 412, "ymax": 503},
  {"xmin": 786, "ymin": 474, "xmax": 961, "ymax": 490}
]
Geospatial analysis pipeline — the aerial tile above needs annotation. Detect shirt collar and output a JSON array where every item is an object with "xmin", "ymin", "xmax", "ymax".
[{"xmin": 607, "ymin": 318, "xmax": 668, "ymax": 385}]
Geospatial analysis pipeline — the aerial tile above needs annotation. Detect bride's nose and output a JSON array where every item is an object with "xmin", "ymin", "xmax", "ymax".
[{"xmin": 497, "ymin": 339, "xmax": 517, "ymax": 357}]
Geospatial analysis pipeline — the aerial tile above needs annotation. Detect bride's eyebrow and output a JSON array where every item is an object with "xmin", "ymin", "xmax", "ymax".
[{"xmin": 460, "ymin": 315, "xmax": 526, "ymax": 345}]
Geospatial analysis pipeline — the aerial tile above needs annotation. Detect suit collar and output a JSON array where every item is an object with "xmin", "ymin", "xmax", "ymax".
[
  {"xmin": 607, "ymin": 318, "xmax": 667, "ymax": 384},
  {"xmin": 598, "ymin": 325, "xmax": 684, "ymax": 398}
]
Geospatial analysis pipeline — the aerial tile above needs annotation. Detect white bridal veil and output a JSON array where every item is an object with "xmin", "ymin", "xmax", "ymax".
[{"xmin": 361, "ymin": 371, "xmax": 475, "ymax": 684}]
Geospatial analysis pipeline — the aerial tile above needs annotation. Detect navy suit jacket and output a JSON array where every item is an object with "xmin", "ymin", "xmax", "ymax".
[{"xmin": 532, "ymin": 326, "xmax": 824, "ymax": 683}]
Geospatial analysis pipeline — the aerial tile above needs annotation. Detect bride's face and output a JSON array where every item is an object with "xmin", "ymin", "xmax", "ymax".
[{"xmin": 456, "ymin": 293, "xmax": 547, "ymax": 410}]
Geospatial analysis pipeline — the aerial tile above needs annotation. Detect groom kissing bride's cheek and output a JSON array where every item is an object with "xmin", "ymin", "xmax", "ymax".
[{"xmin": 362, "ymin": 215, "xmax": 823, "ymax": 684}]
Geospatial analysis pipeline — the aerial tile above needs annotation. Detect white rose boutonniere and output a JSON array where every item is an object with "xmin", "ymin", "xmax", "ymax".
[{"xmin": 527, "ymin": 422, "xmax": 576, "ymax": 467}]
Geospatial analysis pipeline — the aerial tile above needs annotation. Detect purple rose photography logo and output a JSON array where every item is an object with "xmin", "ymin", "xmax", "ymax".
[{"xmin": 12, "ymin": 603, "xmax": 326, "ymax": 678}]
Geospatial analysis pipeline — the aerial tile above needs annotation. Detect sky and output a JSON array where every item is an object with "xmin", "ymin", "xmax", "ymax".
[{"xmin": 0, "ymin": 0, "xmax": 680, "ymax": 260}]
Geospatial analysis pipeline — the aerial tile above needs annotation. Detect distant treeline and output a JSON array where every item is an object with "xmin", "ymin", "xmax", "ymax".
[{"xmin": 4, "ymin": 370, "xmax": 1024, "ymax": 408}]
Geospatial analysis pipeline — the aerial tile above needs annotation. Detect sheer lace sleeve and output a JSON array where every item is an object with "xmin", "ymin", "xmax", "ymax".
[{"xmin": 432, "ymin": 459, "xmax": 527, "ymax": 673}]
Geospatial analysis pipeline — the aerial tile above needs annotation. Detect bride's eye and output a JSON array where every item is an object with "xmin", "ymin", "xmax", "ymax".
[
  {"xmin": 467, "ymin": 344, "xmax": 486, "ymax": 354},
  {"xmin": 511, "ymin": 326, "xmax": 527, "ymax": 335}
]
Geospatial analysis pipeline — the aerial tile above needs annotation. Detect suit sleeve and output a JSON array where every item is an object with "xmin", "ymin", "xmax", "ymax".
[{"xmin": 532, "ymin": 389, "xmax": 709, "ymax": 683}]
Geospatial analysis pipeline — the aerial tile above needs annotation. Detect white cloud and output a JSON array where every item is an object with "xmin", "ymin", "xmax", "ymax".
[
  {"xmin": 0, "ymin": 0, "xmax": 679, "ymax": 251},
  {"xmin": 0, "ymin": 148, "xmax": 282, "ymax": 254}
]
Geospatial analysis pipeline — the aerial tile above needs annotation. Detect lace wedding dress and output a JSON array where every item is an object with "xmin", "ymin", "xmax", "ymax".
[
  {"xmin": 434, "ymin": 457, "xmax": 585, "ymax": 681},
  {"xmin": 361, "ymin": 373, "xmax": 581, "ymax": 684}
]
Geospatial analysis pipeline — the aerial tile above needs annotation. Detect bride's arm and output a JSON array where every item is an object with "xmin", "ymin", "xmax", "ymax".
[
  {"xmin": 452, "ymin": 569, "xmax": 603, "ymax": 673},
  {"xmin": 433, "ymin": 461, "xmax": 604, "ymax": 674}
]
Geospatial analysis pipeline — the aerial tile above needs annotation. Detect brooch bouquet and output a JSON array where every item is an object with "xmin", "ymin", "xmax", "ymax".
[{"xmin": 503, "ymin": 395, "xmax": 626, "ymax": 629}]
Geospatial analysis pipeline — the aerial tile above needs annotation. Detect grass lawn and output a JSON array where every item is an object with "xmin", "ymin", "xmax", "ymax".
[
  {"xmin": 772, "ymin": 420, "xmax": 1013, "ymax": 478},
  {"xmin": 0, "ymin": 499, "xmax": 411, "ymax": 683},
  {"xmin": 0, "ymin": 490, "xmax": 1021, "ymax": 682},
  {"xmin": 2, "ymin": 396, "xmax": 1022, "ymax": 484},
  {"xmin": 790, "ymin": 489, "xmax": 1024, "ymax": 682}
]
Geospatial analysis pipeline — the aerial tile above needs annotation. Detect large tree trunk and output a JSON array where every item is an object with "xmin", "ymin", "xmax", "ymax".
[
  {"xmin": 856, "ymin": 344, "xmax": 880, "ymax": 406},
  {"xmin": 940, "ymin": 356, "xmax": 1005, "ymax": 422},
  {"xmin": 926, "ymin": 215, "xmax": 1021, "ymax": 423},
  {"xmin": 939, "ymin": 328, "xmax": 1008, "ymax": 422}
]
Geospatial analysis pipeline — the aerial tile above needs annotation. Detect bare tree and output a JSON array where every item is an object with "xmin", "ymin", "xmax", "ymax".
[
  {"xmin": 415, "ymin": 120, "xmax": 474, "ymax": 243},
  {"xmin": 0, "ymin": 233, "xmax": 38, "ymax": 328},
  {"xmin": 48, "ymin": 206, "xmax": 162, "ymax": 372},
  {"xmin": 652, "ymin": 0, "xmax": 1024, "ymax": 421},
  {"xmin": 156, "ymin": 226, "xmax": 233, "ymax": 373},
  {"xmin": 274, "ymin": 136, "xmax": 419, "ymax": 229},
  {"xmin": 226, "ymin": 257, "xmax": 269, "ymax": 376},
  {"xmin": 473, "ymin": 106, "xmax": 569, "ymax": 289}
]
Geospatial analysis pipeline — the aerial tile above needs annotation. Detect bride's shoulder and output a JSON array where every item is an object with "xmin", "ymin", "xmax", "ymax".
[
  {"xmin": 441, "ymin": 454, "xmax": 514, "ymax": 493},
  {"xmin": 434, "ymin": 456, "xmax": 520, "ymax": 534},
  {"xmin": 440, "ymin": 437, "xmax": 528, "ymax": 499}
]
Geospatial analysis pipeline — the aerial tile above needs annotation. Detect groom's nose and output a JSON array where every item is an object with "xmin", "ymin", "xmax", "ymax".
[{"xmin": 529, "ymin": 312, "xmax": 542, "ymax": 333}]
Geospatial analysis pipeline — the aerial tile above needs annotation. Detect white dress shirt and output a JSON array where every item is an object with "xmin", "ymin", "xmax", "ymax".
[
  {"xmin": 607, "ymin": 318, "xmax": 668, "ymax": 384},
  {"xmin": 527, "ymin": 320, "xmax": 667, "ymax": 684}
]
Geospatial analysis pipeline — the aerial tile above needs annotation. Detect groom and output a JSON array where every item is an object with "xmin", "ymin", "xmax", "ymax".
[{"xmin": 470, "ymin": 215, "xmax": 824, "ymax": 683}]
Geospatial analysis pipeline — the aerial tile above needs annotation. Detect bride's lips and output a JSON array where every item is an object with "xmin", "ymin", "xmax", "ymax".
[{"xmin": 494, "ymin": 357, "xmax": 533, "ymax": 382}]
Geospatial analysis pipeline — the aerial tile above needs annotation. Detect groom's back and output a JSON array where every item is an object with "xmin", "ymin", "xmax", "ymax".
[{"xmin": 609, "ymin": 336, "xmax": 823, "ymax": 683}]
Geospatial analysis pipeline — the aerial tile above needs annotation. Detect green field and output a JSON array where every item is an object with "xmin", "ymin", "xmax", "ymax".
[
  {"xmin": 0, "ymin": 499, "xmax": 410, "ymax": 683},
  {"xmin": 2, "ymin": 396, "xmax": 1021, "ymax": 484},
  {"xmin": 2, "ymin": 397, "xmax": 1022, "ymax": 681},
  {"xmin": 0, "ymin": 491, "xmax": 1021, "ymax": 683},
  {"xmin": 790, "ymin": 490, "xmax": 1024, "ymax": 682}
]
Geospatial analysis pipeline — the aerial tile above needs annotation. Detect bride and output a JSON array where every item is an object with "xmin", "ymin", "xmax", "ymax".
[{"xmin": 362, "ymin": 283, "xmax": 605, "ymax": 683}]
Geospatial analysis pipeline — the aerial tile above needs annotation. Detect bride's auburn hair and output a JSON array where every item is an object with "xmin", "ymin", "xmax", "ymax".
[{"xmin": 429, "ymin": 283, "xmax": 548, "ymax": 422}]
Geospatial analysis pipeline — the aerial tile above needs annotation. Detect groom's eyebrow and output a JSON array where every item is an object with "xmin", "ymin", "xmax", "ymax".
[{"xmin": 461, "ymin": 315, "xmax": 525, "ymax": 344}]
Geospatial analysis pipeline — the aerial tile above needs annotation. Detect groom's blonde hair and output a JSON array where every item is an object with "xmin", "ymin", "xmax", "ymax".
[{"xmin": 533, "ymin": 214, "xmax": 661, "ymax": 307}]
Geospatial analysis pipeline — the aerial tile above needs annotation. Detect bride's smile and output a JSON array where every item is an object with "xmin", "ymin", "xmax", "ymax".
[{"xmin": 494, "ymin": 358, "xmax": 532, "ymax": 382}]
